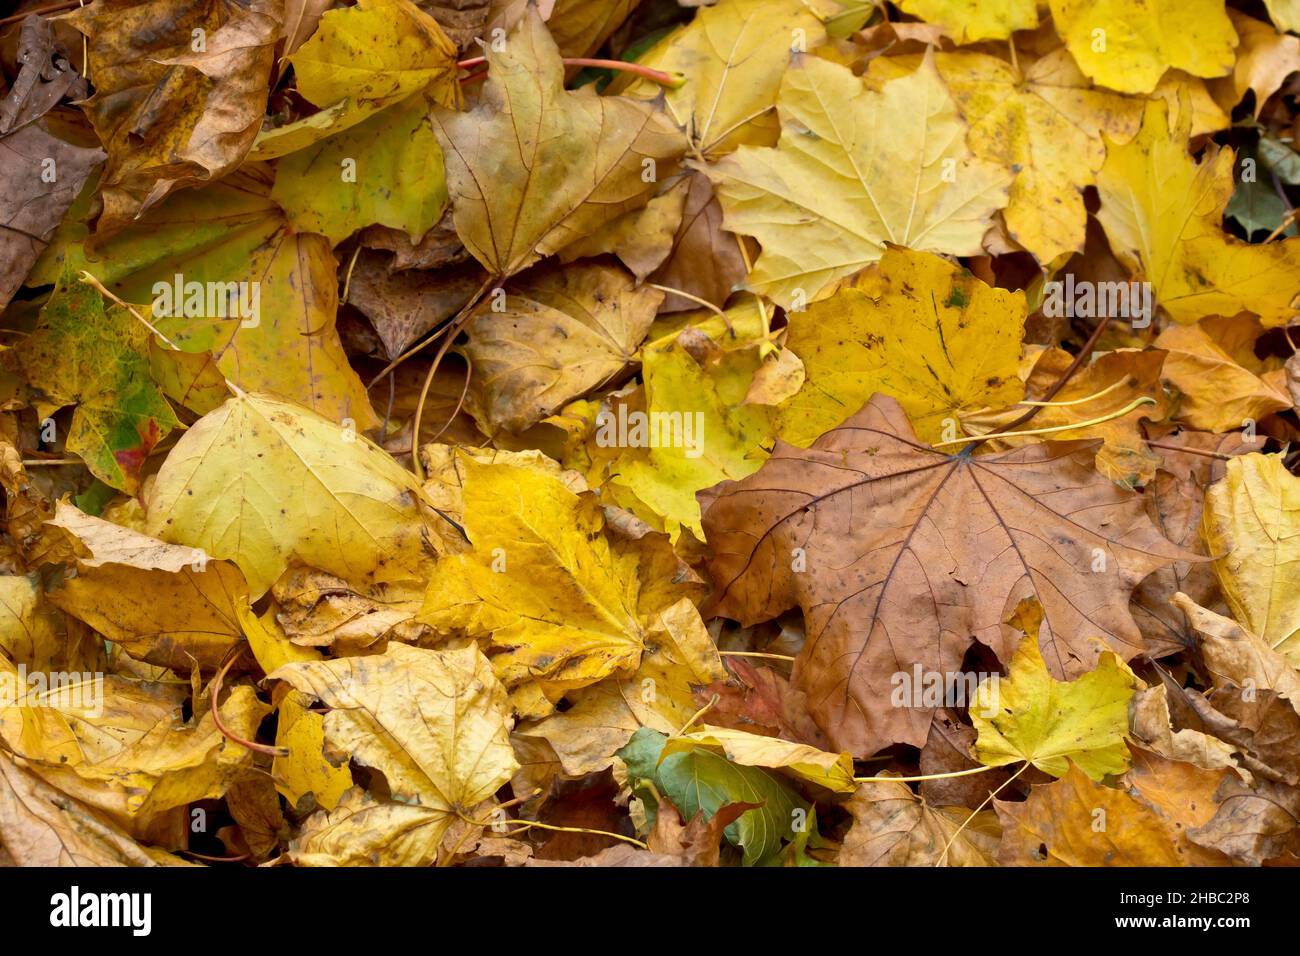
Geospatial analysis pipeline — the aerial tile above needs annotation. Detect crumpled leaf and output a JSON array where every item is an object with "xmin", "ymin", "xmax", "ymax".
[
  {"xmin": 1155, "ymin": 315, "xmax": 1292, "ymax": 432},
  {"xmin": 44, "ymin": 500, "xmax": 246, "ymax": 672},
  {"xmin": 1215, "ymin": 10, "xmax": 1300, "ymax": 118},
  {"xmin": 705, "ymin": 52, "xmax": 1012, "ymax": 308},
  {"xmin": 961, "ymin": 347, "xmax": 1170, "ymax": 485},
  {"xmin": 272, "ymin": 643, "xmax": 519, "ymax": 853},
  {"xmin": 61, "ymin": 0, "xmax": 282, "ymax": 230},
  {"xmin": 1174, "ymin": 591, "xmax": 1300, "ymax": 702},
  {"xmin": 519, "ymin": 596, "xmax": 726, "ymax": 776},
  {"xmin": 997, "ymin": 762, "xmax": 1207, "ymax": 865},
  {"xmin": 458, "ymin": 261, "xmax": 661, "ymax": 433},
  {"xmin": 421, "ymin": 458, "xmax": 706, "ymax": 714},
  {"xmin": 289, "ymin": 0, "xmax": 459, "ymax": 108},
  {"xmin": 0, "ymin": 655, "xmax": 267, "ymax": 830},
  {"xmin": 271, "ymin": 566, "xmax": 429, "ymax": 653},
  {"xmin": 700, "ymin": 394, "xmax": 1186, "ymax": 756},
  {"xmin": 431, "ymin": 8, "xmax": 686, "ymax": 278},
  {"xmin": 0, "ymin": 751, "xmax": 191, "ymax": 866},
  {"xmin": 0, "ymin": 16, "xmax": 103, "ymax": 308},
  {"xmin": 840, "ymin": 777, "xmax": 998, "ymax": 866}
]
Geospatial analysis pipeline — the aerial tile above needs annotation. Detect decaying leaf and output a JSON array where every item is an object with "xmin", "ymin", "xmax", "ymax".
[
  {"xmin": 431, "ymin": 9, "xmax": 686, "ymax": 279},
  {"xmin": 701, "ymin": 395, "xmax": 1185, "ymax": 755},
  {"xmin": 3, "ymin": 0, "xmax": 1299, "ymax": 878}
]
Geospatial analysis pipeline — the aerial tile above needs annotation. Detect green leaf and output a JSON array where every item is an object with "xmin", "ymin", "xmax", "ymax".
[
  {"xmin": 272, "ymin": 92, "xmax": 448, "ymax": 246},
  {"xmin": 616, "ymin": 728, "xmax": 809, "ymax": 866},
  {"xmin": 16, "ymin": 267, "xmax": 176, "ymax": 494}
]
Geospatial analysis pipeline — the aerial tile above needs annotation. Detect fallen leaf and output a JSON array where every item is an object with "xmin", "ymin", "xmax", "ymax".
[
  {"xmin": 700, "ymin": 394, "xmax": 1184, "ymax": 755},
  {"xmin": 1095, "ymin": 97, "xmax": 1300, "ymax": 326},
  {"xmin": 1199, "ymin": 455, "xmax": 1300, "ymax": 661},
  {"xmin": 970, "ymin": 600, "xmax": 1138, "ymax": 780},
  {"xmin": 1049, "ymin": 0, "xmax": 1237, "ymax": 94},
  {"xmin": 706, "ymin": 52, "xmax": 1011, "ymax": 307},
  {"xmin": 458, "ymin": 261, "xmax": 661, "ymax": 433},
  {"xmin": 145, "ymin": 391, "xmax": 443, "ymax": 598},
  {"xmin": 16, "ymin": 267, "xmax": 176, "ymax": 493},
  {"xmin": 776, "ymin": 246, "xmax": 1027, "ymax": 446},
  {"xmin": 272, "ymin": 643, "xmax": 518, "ymax": 852},
  {"xmin": 841, "ymin": 778, "xmax": 998, "ymax": 866},
  {"xmin": 431, "ymin": 8, "xmax": 686, "ymax": 279},
  {"xmin": 62, "ymin": 0, "xmax": 281, "ymax": 229}
]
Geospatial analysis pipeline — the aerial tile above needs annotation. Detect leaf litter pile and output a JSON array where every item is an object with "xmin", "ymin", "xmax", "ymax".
[{"xmin": 1, "ymin": 0, "xmax": 1300, "ymax": 869}]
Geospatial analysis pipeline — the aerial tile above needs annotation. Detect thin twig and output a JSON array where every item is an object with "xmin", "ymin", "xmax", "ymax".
[
  {"xmin": 1146, "ymin": 440, "xmax": 1236, "ymax": 461},
  {"xmin": 0, "ymin": 1, "xmax": 80, "ymax": 28},
  {"xmin": 410, "ymin": 277, "xmax": 496, "ymax": 481},
  {"xmin": 454, "ymin": 55, "xmax": 682, "ymax": 88},
  {"xmin": 718, "ymin": 650, "xmax": 796, "ymax": 662}
]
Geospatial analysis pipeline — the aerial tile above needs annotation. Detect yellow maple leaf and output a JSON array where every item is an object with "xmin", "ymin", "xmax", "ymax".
[
  {"xmin": 1201, "ymin": 454, "xmax": 1300, "ymax": 662},
  {"xmin": 1156, "ymin": 314, "xmax": 1292, "ymax": 432},
  {"xmin": 430, "ymin": 8, "xmax": 687, "ymax": 279},
  {"xmin": 933, "ymin": 48, "xmax": 1145, "ymax": 263},
  {"xmin": 705, "ymin": 52, "xmax": 1012, "ymax": 308},
  {"xmin": 971, "ymin": 602, "xmax": 1138, "ymax": 780},
  {"xmin": 1095, "ymin": 97, "xmax": 1300, "ymax": 325},
  {"xmin": 145, "ymin": 392, "xmax": 445, "ymax": 598},
  {"xmin": 1050, "ymin": 0, "xmax": 1238, "ymax": 94},
  {"xmin": 420, "ymin": 459, "xmax": 707, "ymax": 713},
  {"xmin": 622, "ymin": 0, "xmax": 827, "ymax": 159},
  {"xmin": 776, "ymin": 247, "xmax": 1026, "ymax": 445},
  {"xmin": 288, "ymin": 0, "xmax": 459, "ymax": 108},
  {"xmin": 271, "ymin": 643, "xmax": 517, "ymax": 852},
  {"xmin": 897, "ymin": 0, "xmax": 1038, "ymax": 43}
]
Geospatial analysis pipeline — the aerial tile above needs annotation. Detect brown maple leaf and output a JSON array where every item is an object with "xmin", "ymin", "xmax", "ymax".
[{"xmin": 699, "ymin": 395, "xmax": 1188, "ymax": 756}]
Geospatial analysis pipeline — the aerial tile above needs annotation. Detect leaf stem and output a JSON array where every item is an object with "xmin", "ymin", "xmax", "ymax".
[
  {"xmin": 1145, "ymin": 440, "xmax": 1236, "ymax": 461},
  {"xmin": 932, "ymin": 396, "xmax": 1156, "ymax": 449},
  {"xmin": 674, "ymin": 693, "xmax": 719, "ymax": 737},
  {"xmin": 854, "ymin": 765, "xmax": 997, "ymax": 784},
  {"xmin": 410, "ymin": 276, "xmax": 497, "ymax": 481},
  {"xmin": 1016, "ymin": 377, "xmax": 1127, "ymax": 407},
  {"xmin": 965, "ymin": 315, "xmax": 1112, "ymax": 451},
  {"xmin": 454, "ymin": 56, "xmax": 683, "ymax": 88},
  {"xmin": 718, "ymin": 650, "xmax": 796, "ymax": 662},
  {"xmin": 210, "ymin": 655, "xmax": 288, "ymax": 758},
  {"xmin": 935, "ymin": 762, "xmax": 1028, "ymax": 866},
  {"xmin": 455, "ymin": 810, "xmax": 648, "ymax": 850}
]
